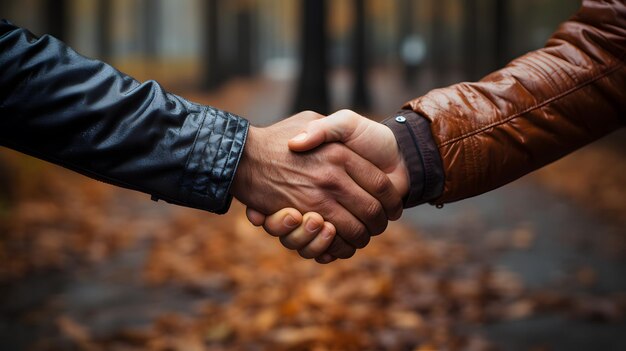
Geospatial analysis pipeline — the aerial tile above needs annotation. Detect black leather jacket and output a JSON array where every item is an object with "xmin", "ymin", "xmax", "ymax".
[{"xmin": 0, "ymin": 20, "xmax": 249, "ymax": 214}]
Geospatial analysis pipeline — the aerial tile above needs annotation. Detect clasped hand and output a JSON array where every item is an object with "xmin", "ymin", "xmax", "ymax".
[{"xmin": 231, "ymin": 110, "xmax": 409, "ymax": 263}]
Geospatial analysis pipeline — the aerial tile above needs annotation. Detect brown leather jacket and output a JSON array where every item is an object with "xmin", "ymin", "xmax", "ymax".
[{"xmin": 385, "ymin": 0, "xmax": 626, "ymax": 207}]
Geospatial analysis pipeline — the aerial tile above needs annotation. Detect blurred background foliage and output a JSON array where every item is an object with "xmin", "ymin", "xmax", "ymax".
[{"xmin": 1, "ymin": 0, "xmax": 580, "ymax": 115}]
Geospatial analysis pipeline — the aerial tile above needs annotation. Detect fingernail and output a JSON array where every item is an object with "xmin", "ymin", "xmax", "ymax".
[
  {"xmin": 284, "ymin": 215, "xmax": 299, "ymax": 228},
  {"xmin": 291, "ymin": 132, "xmax": 307, "ymax": 142},
  {"xmin": 322, "ymin": 227, "xmax": 333, "ymax": 240},
  {"xmin": 306, "ymin": 219, "xmax": 321, "ymax": 232}
]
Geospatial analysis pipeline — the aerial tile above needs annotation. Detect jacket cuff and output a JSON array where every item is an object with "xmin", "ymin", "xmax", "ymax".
[
  {"xmin": 382, "ymin": 110, "xmax": 444, "ymax": 208},
  {"xmin": 180, "ymin": 107, "xmax": 249, "ymax": 214}
]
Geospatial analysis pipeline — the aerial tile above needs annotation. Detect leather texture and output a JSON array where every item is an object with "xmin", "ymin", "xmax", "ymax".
[
  {"xmin": 0, "ymin": 20, "xmax": 249, "ymax": 214},
  {"xmin": 402, "ymin": 0, "xmax": 626, "ymax": 204}
]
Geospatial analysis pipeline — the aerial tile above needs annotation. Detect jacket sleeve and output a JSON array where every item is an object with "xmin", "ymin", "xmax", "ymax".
[
  {"xmin": 400, "ymin": 0, "xmax": 626, "ymax": 205},
  {"xmin": 0, "ymin": 20, "xmax": 248, "ymax": 214}
]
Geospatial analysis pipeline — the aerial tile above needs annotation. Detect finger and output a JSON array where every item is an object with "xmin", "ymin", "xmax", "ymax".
[
  {"xmin": 246, "ymin": 207, "xmax": 267, "ymax": 227},
  {"xmin": 261, "ymin": 208, "xmax": 303, "ymax": 237},
  {"xmin": 344, "ymin": 153, "xmax": 403, "ymax": 223},
  {"xmin": 288, "ymin": 112, "xmax": 404, "ymax": 221},
  {"xmin": 328, "ymin": 164, "xmax": 389, "ymax": 239},
  {"xmin": 315, "ymin": 253, "xmax": 338, "ymax": 264},
  {"xmin": 288, "ymin": 110, "xmax": 360, "ymax": 152},
  {"xmin": 320, "ymin": 200, "xmax": 373, "ymax": 249},
  {"xmin": 279, "ymin": 212, "xmax": 324, "ymax": 249},
  {"xmin": 322, "ymin": 228, "xmax": 358, "ymax": 258},
  {"xmin": 298, "ymin": 222, "xmax": 336, "ymax": 259}
]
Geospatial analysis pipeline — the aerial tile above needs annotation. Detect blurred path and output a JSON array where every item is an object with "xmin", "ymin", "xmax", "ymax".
[
  {"xmin": 404, "ymin": 159, "xmax": 626, "ymax": 351},
  {"xmin": 1, "ymin": 70, "xmax": 625, "ymax": 351},
  {"xmin": 141, "ymin": 70, "xmax": 626, "ymax": 350}
]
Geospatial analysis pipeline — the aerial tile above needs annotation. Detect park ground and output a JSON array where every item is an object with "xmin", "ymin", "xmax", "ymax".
[{"xmin": 1, "ymin": 70, "xmax": 625, "ymax": 351}]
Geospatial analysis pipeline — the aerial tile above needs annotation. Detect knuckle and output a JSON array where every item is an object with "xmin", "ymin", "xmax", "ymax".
[
  {"xmin": 365, "ymin": 200, "xmax": 385, "ymax": 222},
  {"xmin": 314, "ymin": 195, "xmax": 334, "ymax": 213},
  {"xmin": 345, "ymin": 222, "xmax": 370, "ymax": 249},
  {"xmin": 364, "ymin": 201, "xmax": 388, "ymax": 236},
  {"xmin": 335, "ymin": 109, "xmax": 359, "ymax": 123},
  {"xmin": 317, "ymin": 169, "xmax": 340, "ymax": 189},
  {"xmin": 371, "ymin": 172, "xmax": 393, "ymax": 196},
  {"xmin": 324, "ymin": 143, "xmax": 347, "ymax": 163},
  {"xmin": 301, "ymin": 110, "xmax": 323, "ymax": 120}
]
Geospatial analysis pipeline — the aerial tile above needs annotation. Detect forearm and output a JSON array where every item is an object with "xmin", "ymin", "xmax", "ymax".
[
  {"xmin": 402, "ymin": 0, "xmax": 626, "ymax": 204},
  {"xmin": 0, "ymin": 20, "xmax": 248, "ymax": 213}
]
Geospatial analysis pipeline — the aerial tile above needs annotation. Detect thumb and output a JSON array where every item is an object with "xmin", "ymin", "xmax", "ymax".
[{"xmin": 288, "ymin": 110, "xmax": 358, "ymax": 152}]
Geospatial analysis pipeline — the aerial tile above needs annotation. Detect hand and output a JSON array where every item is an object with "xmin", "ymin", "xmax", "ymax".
[
  {"xmin": 231, "ymin": 111, "xmax": 403, "ymax": 259},
  {"xmin": 246, "ymin": 110, "xmax": 410, "ymax": 263},
  {"xmin": 246, "ymin": 207, "xmax": 336, "ymax": 260},
  {"xmin": 289, "ymin": 109, "xmax": 409, "ymax": 196}
]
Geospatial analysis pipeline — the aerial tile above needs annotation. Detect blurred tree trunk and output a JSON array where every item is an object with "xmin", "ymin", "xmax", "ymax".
[
  {"xmin": 398, "ymin": 0, "xmax": 418, "ymax": 87},
  {"xmin": 351, "ymin": 0, "xmax": 371, "ymax": 112},
  {"xmin": 96, "ymin": 0, "xmax": 112, "ymax": 62},
  {"xmin": 142, "ymin": 0, "xmax": 160, "ymax": 57},
  {"xmin": 292, "ymin": 0, "xmax": 329, "ymax": 115},
  {"xmin": 495, "ymin": 0, "xmax": 509, "ymax": 68},
  {"xmin": 431, "ymin": 0, "xmax": 446, "ymax": 86},
  {"xmin": 0, "ymin": 1, "xmax": 8, "ymax": 18},
  {"xmin": 45, "ymin": 0, "xmax": 68, "ymax": 41},
  {"xmin": 236, "ymin": 4, "xmax": 255, "ymax": 77},
  {"xmin": 463, "ymin": 0, "xmax": 479, "ymax": 81},
  {"xmin": 202, "ymin": 0, "xmax": 224, "ymax": 90}
]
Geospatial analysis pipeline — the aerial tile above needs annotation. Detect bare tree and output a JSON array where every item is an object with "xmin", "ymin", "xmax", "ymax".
[
  {"xmin": 45, "ymin": 0, "xmax": 68, "ymax": 41},
  {"xmin": 351, "ymin": 0, "xmax": 371, "ymax": 112},
  {"xmin": 96, "ymin": 0, "xmax": 112, "ymax": 61},
  {"xmin": 0, "ymin": 1, "xmax": 9, "ymax": 19},
  {"xmin": 397, "ymin": 0, "xmax": 418, "ymax": 87},
  {"xmin": 430, "ymin": 0, "xmax": 446, "ymax": 85},
  {"xmin": 142, "ymin": 0, "xmax": 160, "ymax": 57},
  {"xmin": 463, "ymin": 0, "xmax": 479, "ymax": 81},
  {"xmin": 201, "ymin": 0, "xmax": 224, "ymax": 90},
  {"xmin": 235, "ymin": 2, "xmax": 255, "ymax": 77},
  {"xmin": 495, "ymin": 0, "xmax": 509, "ymax": 68},
  {"xmin": 292, "ymin": 0, "xmax": 330, "ymax": 114}
]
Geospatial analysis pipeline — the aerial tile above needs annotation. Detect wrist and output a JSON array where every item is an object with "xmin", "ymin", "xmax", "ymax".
[
  {"xmin": 232, "ymin": 126, "xmax": 260, "ymax": 199},
  {"xmin": 383, "ymin": 110, "xmax": 445, "ymax": 208}
]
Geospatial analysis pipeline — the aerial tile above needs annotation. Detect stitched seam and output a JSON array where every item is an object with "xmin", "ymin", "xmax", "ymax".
[
  {"xmin": 220, "ymin": 118, "xmax": 248, "ymax": 212},
  {"xmin": 439, "ymin": 60, "xmax": 625, "ymax": 147},
  {"xmin": 471, "ymin": 132, "xmax": 481, "ymax": 193},
  {"xmin": 215, "ymin": 113, "xmax": 238, "ymax": 198},
  {"xmin": 463, "ymin": 138, "xmax": 472, "ymax": 193},
  {"xmin": 416, "ymin": 119, "xmax": 438, "ymax": 201},
  {"xmin": 192, "ymin": 108, "xmax": 219, "ymax": 196},
  {"xmin": 180, "ymin": 108, "xmax": 208, "ymax": 193},
  {"xmin": 404, "ymin": 121, "xmax": 427, "ymax": 202}
]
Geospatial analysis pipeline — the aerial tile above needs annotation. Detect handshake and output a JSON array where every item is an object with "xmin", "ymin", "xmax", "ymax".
[{"xmin": 231, "ymin": 109, "xmax": 410, "ymax": 264}]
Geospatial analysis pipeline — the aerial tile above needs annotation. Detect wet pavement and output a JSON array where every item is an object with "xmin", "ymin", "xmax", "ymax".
[{"xmin": 404, "ymin": 174, "xmax": 626, "ymax": 350}]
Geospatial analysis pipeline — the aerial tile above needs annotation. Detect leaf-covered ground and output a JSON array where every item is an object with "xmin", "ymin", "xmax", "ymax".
[{"xmin": 1, "ymin": 130, "xmax": 625, "ymax": 350}]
